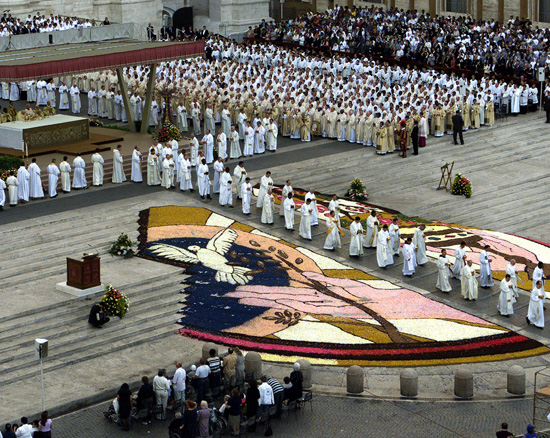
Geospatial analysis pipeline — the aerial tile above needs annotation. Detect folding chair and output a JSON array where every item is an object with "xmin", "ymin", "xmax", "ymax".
[{"xmin": 300, "ymin": 391, "xmax": 313, "ymax": 412}]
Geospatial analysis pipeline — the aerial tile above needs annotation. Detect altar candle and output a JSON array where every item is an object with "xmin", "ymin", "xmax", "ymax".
[{"xmin": 25, "ymin": 142, "xmax": 28, "ymax": 157}]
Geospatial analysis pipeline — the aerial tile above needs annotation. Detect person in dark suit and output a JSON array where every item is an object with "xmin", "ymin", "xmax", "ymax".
[
  {"xmin": 496, "ymin": 422, "xmax": 513, "ymax": 438},
  {"xmin": 88, "ymin": 302, "xmax": 110, "ymax": 328},
  {"xmin": 544, "ymin": 93, "xmax": 550, "ymax": 123},
  {"xmin": 452, "ymin": 111, "xmax": 464, "ymax": 145},
  {"xmin": 411, "ymin": 119, "xmax": 419, "ymax": 155}
]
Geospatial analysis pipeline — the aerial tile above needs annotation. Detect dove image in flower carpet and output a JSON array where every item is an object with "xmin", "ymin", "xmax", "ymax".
[{"xmin": 148, "ymin": 228, "xmax": 253, "ymax": 285}]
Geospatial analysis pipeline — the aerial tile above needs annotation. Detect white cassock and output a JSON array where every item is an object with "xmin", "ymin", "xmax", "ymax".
[
  {"xmin": 17, "ymin": 166, "xmax": 30, "ymax": 201},
  {"xmin": 47, "ymin": 163, "xmax": 60, "ymax": 197},
  {"xmin": 527, "ymin": 286, "xmax": 545, "ymax": 328},
  {"xmin": 261, "ymin": 193, "xmax": 275, "ymax": 224},
  {"xmin": 436, "ymin": 256, "xmax": 452, "ymax": 292},
  {"xmin": 177, "ymin": 105, "xmax": 188, "ymax": 130},
  {"xmin": 6, "ymin": 175, "xmax": 18, "ymax": 205},
  {"xmin": 197, "ymin": 163, "xmax": 211, "ymax": 196},
  {"xmin": 299, "ymin": 204, "xmax": 312, "ymax": 240},
  {"xmin": 0, "ymin": 179, "xmax": 6, "ymax": 207},
  {"xmin": 147, "ymin": 148, "xmax": 161, "ymax": 186},
  {"xmin": 70, "ymin": 86, "xmax": 81, "ymax": 114},
  {"xmin": 178, "ymin": 156, "xmax": 193, "ymax": 191},
  {"xmin": 88, "ymin": 90, "xmax": 98, "ymax": 115},
  {"xmin": 112, "ymin": 149, "xmax": 126, "ymax": 183},
  {"xmin": 131, "ymin": 150, "xmax": 143, "ymax": 182},
  {"xmin": 479, "ymin": 250, "xmax": 494, "ymax": 287},
  {"xmin": 328, "ymin": 199, "xmax": 340, "ymax": 223},
  {"xmin": 219, "ymin": 172, "xmax": 233, "ymax": 206},
  {"xmin": 217, "ymin": 133, "xmax": 227, "ymax": 160},
  {"xmin": 505, "ymin": 263, "xmax": 519, "ymax": 299},
  {"xmin": 58, "ymin": 85, "xmax": 69, "ymax": 110},
  {"xmin": 221, "ymin": 109, "xmax": 231, "ymax": 137},
  {"xmin": 257, "ymin": 175, "xmax": 273, "ymax": 208},
  {"xmin": 461, "ymin": 265, "xmax": 478, "ymax": 300},
  {"xmin": 213, "ymin": 161, "xmax": 224, "ymax": 193},
  {"xmin": 413, "ymin": 228, "xmax": 429, "ymax": 265},
  {"xmin": 189, "ymin": 137, "xmax": 199, "ymax": 165},
  {"xmin": 388, "ymin": 223, "xmax": 400, "ymax": 255},
  {"xmin": 162, "ymin": 158, "xmax": 174, "ymax": 188},
  {"xmin": 451, "ymin": 247, "xmax": 466, "ymax": 278},
  {"xmin": 280, "ymin": 184, "xmax": 293, "ymax": 216},
  {"xmin": 72, "ymin": 157, "xmax": 87, "ymax": 188},
  {"xmin": 498, "ymin": 280, "xmax": 514, "ymax": 315},
  {"xmin": 241, "ymin": 182, "xmax": 252, "ymax": 214},
  {"xmin": 283, "ymin": 198, "xmax": 295, "ymax": 230},
  {"xmin": 364, "ymin": 216, "xmax": 379, "ymax": 248},
  {"xmin": 91, "ymin": 153, "xmax": 104, "ymax": 186},
  {"xmin": 203, "ymin": 133, "xmax": 214, "ymax": 164},
  {"xmin": 349, "ymin": 221, "xmax": 364, "ymax": 256},
  {"xmin": 59, "ymin": 161, "xmax": 71, "ymax": 192},
  {"xmin": 266, "ymin": 123, "xmax": 278, "ymax": 151},
  {"xmin": 402, "ymin": 243, "xmax": 417, "ymax": 275},
  {"xmin": 324, "ymin": 217, "xmax": 342, "ymax": 250},
  {"xmin": 229, "ymin": 130, "xmax": 241, "ymax": 159},
  {"xmin": 304, "ymin": 192, "xmax": 318, "ymax": 225},
  {"xmin": 170, "ymin": 141, "xmax": 179, "ymax": 179},
  {"xmin": 254, "ymin": 125, "xmax": 265, "ymax": 154},
  {"xmin": 244, "ymin": 127, "xmax": 254, "ymax": 156},
  {"xmin": 376, "ymin": 230, "xmax": 393, "ymax": 267},
  {"xmin": 28, "ymin": 163, "xmax": 44, "ymax": 198}
]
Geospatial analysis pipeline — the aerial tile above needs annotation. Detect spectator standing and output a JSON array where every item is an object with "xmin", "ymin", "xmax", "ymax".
[
  {"xmin": 197, "ymin": 401, "xmax": 212, "ymax": 437},
  {"xmin": 194, "ymin": 359, "xmax": 211, "ymax": 403},
  {"xmin": 153, "ymin": 369, "xmax": 171, "ymax": 420},
  {"xmin": 245, "ymin": 379, "xmax": 260, "ymax": 422},
  {"xmin": 136, "ymin": 375, "xmax": 155, "ymax": 420},
  {"xmin": 225, "ymin": 388, "xmax": 242, "ymax": 435},
  {"xmin": 207, "ymin": 349, "xmax": 222, "ymax": 394},
  {"xmin": 223, "ymin": 348, "xmax": 237, "ymax": 390},
  {"xmin": 411, "ymin": 120, "xmax": 419, "ymax": 156},
  {"xmin": 36, "ymin": 411, "xmax": 52, "ymax": 438},
  {"xmin": 14, "ymin": 418, "xmax": 32, "ymax": 438},
  {"xmin": 267, "ymin": 377, "xmax": 284, "ymax": 418},
  {"xmin": 452, "ymin": 110, "xmax": 464, "ymax": 145},
  {"xmin": 257, "ymin": 376, "xmax": 274, "ymax": 418},
  {"xmin": 234, "ymin": 347, "xmax": 245, "ymax": 386},
  {"xmin": 117, "ymin": 383, "xmax": 132, "ymax": 431},
  {"xmin": 172, "ymin": 361, "xmax": 187, "ymax": 410},
  {"xmin": 290, "ymin": 362, "xmax": 304, "ymax": 403},
  {"xmin": 181, "ymin": 400, "xmax": 198, "ymax": 438},
  {"xmin": 496, "ymin": 422, "xmax": 513, "ymax": 438},
  {"xmin": 3, "ymin": 424, "xmax": 15, "ymax": 438},
  {"xmin": 523, "ymin": 424, "xmax": 537, "ymax": 438}
]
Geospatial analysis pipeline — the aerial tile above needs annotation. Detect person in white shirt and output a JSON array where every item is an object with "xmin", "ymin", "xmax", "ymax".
[
  {"xmin": 349, "ymin": 216, "xmax": 364, "ymax": 257},
  {"xmin": 201, "ymin": 129, "xmax": 214, "ymax": 164},
  {"xmin": 217, "ymin": 128, "xmax": 227, "ymax": 161},
  {"xmin": 162, "ymin": 154, "xmax": 175, "ymax": 189},
  {"xmin": 304, "ymin": 190, "xmax": 318, "ymax": 226},
  {"xmin": 505, "ymin": 259, "xmax": 520, "ymax": 300},
  {"xmin": 28, "ymin": 158, "xmax": 44, "ymax": 199},
  {"xmin": 152, "ymin": 369, "xmax": 171, "ymax": 420},
  {"xmin": 257, "ymin": 376, "xmax": 275, "ymax": 418},
  {"xmin": 193, "ymin": 358, "xmax": 211, "ymax": 403},
  {"xmin": 364, "ymin": 210, "xmax": 379, "ymax": 248},
  {"xmin": 324, "ymin": 210, "xmax": 342, "ymax": 250},
  {"xmin": 241, "ymin": 177, "xmax": 252, "ymax": 214},
  {"xmin": 131, "ymin": 146, "xmax": 143, "ymax": 183},
  {"xmin": 6, "ymin": 170, "xmax": 18, "ymax": 206},
  {"xmin": 461, "ymin": 258, "xmax": 478, "ymax": 301},
  {"xmin": 197, "ymin": 158, "xmax": 211, "ymax": 199},
  {"xmin": 280, "ymin": 180, "xmax": 293, "ymax": 217},
  {"xmin": 283, "ymin": 193, "xmax": 295, "ymax": 230},
  {"xmin": 88, "ymin": 88, "xmax": 99, "ymax": 116},
  {"xmin": 299, "ymin": 198, "xmax": 313, "ymax": 240},
  {"xmin": 59, "ymin": 156, "xmax": 71, "ymax": 192},
  {"xmin": 233, "ymin": 161, "xmax": 246, "ymax": 199},
  {"xmin": 261, "ymin": 189, "xmax": 275, "ymax": 224},
  {"xmin": 498, "ymin": 274, "xmax": 515, "ymax": 317},
  {"xmin": 451, "ymin": 241, "xmax": 467, "ymax": 279},
  {"xmin": 388, "ymin": 217, "xmax": 400, "ymax": 256},
  {"xmin": 229, "ymin": 126, "xmax": 241, "ymax": 159},
  {"xmin": 14, "ymin": 417, "xmax": 33, "ymax": 438},
  {"xmin": 112, "ymin": 145, "xmax": 126, "ymax": 183},
  {"xmin": 47, "ymin": 158, "xmax": 60, "ymax": 198},
  {"xmin": 91, "ymin": 149, "xmax": 104, "ymax": 186},
  {"xmin": 479, "ymin": 245, "xmax": 494, "ymax": 288},
  {"xmin": 219, "ymin": 167, "xmax": 233, "ymax": 207},
  {"xmin": 72, "ymin": 154, "xmax": 87, "ymax": 189},
  {"xmin": 376, "ymin": 224, "xmax": 393, "ymax": 268},
  {"xmin": 172, "ymin": 361, "xmax": 187, "ymax": 410},
  {"xmin": 402, "ymin": 237, "xmax": 416, "ymax": 276},
  {"xmin": 178, "ymin": 153, "xmax": 193, "ymax": 192},
  {"xmin": 69, "ymin": 83, "xmax": 81, "ymax": 114},
  {"xmin": 527, "ymin": 280, "xmax": 545, "ymax": 329},
  {"xmin": 436, "ymin": 249, "xmax": 452, "ymax": 292}
]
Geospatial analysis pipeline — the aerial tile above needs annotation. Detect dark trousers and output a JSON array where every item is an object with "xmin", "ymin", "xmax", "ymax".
[
  {"xmin": 453, "ymin": 130, "xmax": 464, "ymax": 145},
  {"xmin": 546, "ymin": 110, "xmax": 550, "ymax": 123},
  {"xmin": 196, "ymin": 378, "xmax": 209, "ymax": 403},
  {"xmin": 412, "ymin": 138, "xmax": 418, "ymax": 155}
]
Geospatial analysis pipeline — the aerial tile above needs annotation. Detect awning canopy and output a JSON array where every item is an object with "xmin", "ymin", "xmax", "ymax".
[{"xmin": 0, "ymin": 40, "xmax": 205, "ymax": 81}]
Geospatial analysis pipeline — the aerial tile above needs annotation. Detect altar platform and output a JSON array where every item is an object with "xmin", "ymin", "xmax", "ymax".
[{"xmin": 0, "ymin": 115, "xmax": 89, "ymax": 150}]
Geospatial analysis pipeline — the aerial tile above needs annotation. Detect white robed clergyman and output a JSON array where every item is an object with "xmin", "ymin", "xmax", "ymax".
[
  {"xmin": 47, "ymin": 160, "xmax": 60, "ymax": 198},
  {"xmin": 28, "ymin": 160, "xmax": 44, "ymax": 199},
  {"xmin": 162, "ymin": 155, "xmax": 175, "ymax": 189},
  {"xmin": 59, "ymin": 159, "xmax": 71, "ymax": 192},
  {"xmin": 402, "ymin": 240, "xmax": 416, "ymax": 276},
  {"xmin": 197, "ymin": 160, "xmax": 211, "ymax": 198},
  {"xmin": 131, "ymin": 147, "xmax": 143, "ymax": 183},
  {"xmin": 69, "ymin": 84, "xmax": 81, "ymax": 114},
  {"xmin": 451, "ymin": 243, "xmax": 467, "ymax": 279},
  {"xmin": 376, "ymin": 227, "xmax": 393, "ymax": 268},
  {"xmin": 244, "ymin": 124, "xmax": 254, "ymax": 156},
  {"xmin": 202, "ymin": 131, "xmax": 214, "ymax": 164},
  {"xmin": 178, "ymin": 154, "xmax": 193, "ymax": 191},
  {"xmin": 213, "ymin": 159, "xmax": 224, "ymax": 194},
  {"xmin": 6, "ymin": 173, "xmax": 18, "ymax": 206},
  {"xmin": 479, "ymin": 246, "xmax": 494, "ymax": 287},
  {"xmin": 532, "ymin": 264, "xmax": 546, "ymax": 306},
  {"xmin": 328, "ymin": 196, "xmax": 340, "ymax": 223},
  {"xmin": 498, "ymin": 275, "xmax": 514, "ymax": 316},
  {"xmin": 147, "ymin": 145, "xmax": 161, "ymax": 186},
  {"xmin": 229, "ymin": 127, "xmax": 242, "ymax": 159},
  {"xmin": 217, "ymin": 131, "xmax": 227, "ymax": 160},
  {"xmin": 0, "ymin": 178, "xmax": 6, "ymax": 208},
  {"xmin": 112, "ymin": 147, "xmax": 126, "ymax": 183},
  {"xmin": 349, "ymin": 218, "xmax": 364, "ymax": 256},
  {"xmin": 527, "ymin": 281, "xmax": 545, "ymax": 328},
  {"xmin": 189, "ymin": 135, "xmax": 199, "ymax": 166},
  {"xmin": 304, "ymin": 191, "xmax": 318, "ymax": 226},
  {"xmin": 324, "ymin": 212, "xmax": 342, "ymax": 250},
  {"xmin": 299, "ymin": 200, "xmax": 313, "ymax": 240},
  {"xmin": 170, "ymin": 139, "xmax": 179, "ymax": 179},
  {"xmin": 219, "ymin": 169, "xmax": 233, "ymax": 206},
  {"xmin": 388, "ymin": 220, "xmax": 400, "ymax": 255},
  {"xmin": 283, "ymin": 194, "xmax": 295, "ymax": 230},
  {"xmin": 461, "ymin": 259, "xmax": 478, "ymax": 300},
  {"xmin": 436, "ymin": 250, "xmax": 452, "ymax": 292},
  {"xmin": 280, "ymin": 181, "xmax": 293, "ymax": 216},
  {"xmin": 261, "ymin": 190, "xmax": 275, "ymax": 224},
  {"xmin": 17, "ymin": 165, "xmax": 30, "ymax": 202},
  {"xmin": 413, "ymin": 225, "xmax": 430, "ymax": 265},
  {"xmin": 505, "ymin": 260, "xmax": 520, "ymax": 299},
  {"xmin": 233, "ymin": 163, "xmax": 246, "ymax": 199},
  {"xmin": 257, "ymin": 172, "xmax": 273, "ymax": 208},
  {"xmin": 364, "ymin": 212, "xmax": 379, "ymax": 248},
  {"xmin": 91, "ymin": 151, "xmax": 104, "ymax": 186},
  {"xmin": 241, "ymin": 179, "xmax": 252, "ymax": 214},
  {"xmin": 72, "ymin": 155, "xmax": 87, "ymax": 189},
  {"xmin": 266, "ymin": 119, "xmax": 278, "ymax": 151}
]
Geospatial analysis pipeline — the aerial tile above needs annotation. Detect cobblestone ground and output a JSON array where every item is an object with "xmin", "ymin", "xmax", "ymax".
[{"xmin": 48, "ymin": 396, "xmax": 534, "ymax": 438}]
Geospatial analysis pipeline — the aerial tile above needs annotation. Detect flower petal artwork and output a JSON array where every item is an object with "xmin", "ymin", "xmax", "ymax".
[{"xmin": 136, "ymin": 206, "xmax": 549, "ymax": 366}]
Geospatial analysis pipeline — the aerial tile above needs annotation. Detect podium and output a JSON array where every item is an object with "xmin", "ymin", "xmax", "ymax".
[{"xmin": 56, "ymin": 254, "xmax": 104, "ymax": 297}]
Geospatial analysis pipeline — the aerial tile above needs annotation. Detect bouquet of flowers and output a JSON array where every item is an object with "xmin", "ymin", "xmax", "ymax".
[
  {"xmin": 109, "ymin": 233, "xmax": 137, "ymax": 258},
  {"xmin": 451, "ymin": 173, "xmax": 472, "ymax": 198},
  {"xmin": 101, "ymin": 284, "xmax": 129, "ymax": 318},
  {"xmin": 345, "ymin": 178, "xmax": 368, "ymax": 200},
  {"xmin": 89, "ymin": 119, "xmax": 104, "ymax": 127},
  {"xmin": 1, "ymin": 168, "xmax": 17, "ymax": 182},
  {"xmin": 155, "ymin": 122, "xmax": 182, "ymax": 143}
]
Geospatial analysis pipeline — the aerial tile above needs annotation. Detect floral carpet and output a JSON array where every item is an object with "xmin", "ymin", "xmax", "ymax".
[
  {"xmin": 137, "ymin": 206, "xmax": 549, "ymax": 367},
  {"xmin": 260, "ymin": 185, "xmax": 550, "ymax": 295}
]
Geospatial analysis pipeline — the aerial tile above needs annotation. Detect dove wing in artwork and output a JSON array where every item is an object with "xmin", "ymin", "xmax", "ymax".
[
  {"xmin": 206, "ymin": 228, "xmax": 238, "ymax": 256},
  {"xmin": 148, "ymin": 243, "xmax": 199, "ymax": 264}
]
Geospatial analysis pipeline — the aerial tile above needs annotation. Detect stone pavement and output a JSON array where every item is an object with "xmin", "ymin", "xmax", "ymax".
[{"xmin": 49, "ymin": 396, "xmax": 534, "ymax": 438}]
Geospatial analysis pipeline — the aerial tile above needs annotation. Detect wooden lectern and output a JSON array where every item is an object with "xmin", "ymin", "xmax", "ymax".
[{"xmin": 66, "ymin": 255, "xmax": 101, "ymax": 289}]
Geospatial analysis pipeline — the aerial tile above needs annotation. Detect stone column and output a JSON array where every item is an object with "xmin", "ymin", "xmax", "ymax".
[
  {"xmin": 346, "ymin": 366, "xmax": 364, "ymax": 394},
  {"xmin": 244, "ymin": 352, "xmax": 263, "ymax": 380},
  {"xmin": 116, "ymin": 67, "xmax": 135, "ymax": 132},
  {"xmin": 140, "ymin": 63, "xmax": 157, "ymax": 134},
  {"xmin": 507, "ymin": 365, "xmax": 526, "ymax": 395},
  {"xmin": 454, "ymin": 368, "xmax": 474, "ymax": 399},
  {"xmin": 400, "ymin": 368, "xmax": 418, "ymax": 398},
  {"xmin": 201, "ymin": 342, "xmax": 218, "ymax": 361}
]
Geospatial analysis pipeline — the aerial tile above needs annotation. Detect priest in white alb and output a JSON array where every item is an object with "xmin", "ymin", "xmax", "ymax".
[
  {"xmin": 257, "ymin": 171, "xmax": 273, "ymax": 208},
  {"xmin": 212, "ymin": 157, "xmax": 224, "ymax": 194},
  {"xmin": 324, "ymin": 210, "xmax": 342, "ymax": 251},
  {"xmin": 451, "ymin": 242, "xmax": 467, "ymax": 279},
  {"xmin": 201, "ymin": 129, "xmax": 214, "ymax": 164},
  {"xmin": 349, "ymin": 216, "xmax": 364, "ymax": 257},
  {"xmin": 283, "ymin": 193, "xmax": 295, "ymax": 230},
  {"xmin": 147, "ymin": 143, "xmax": 161, "ymax": 186},
  {"xmin": 479, "ymin": 245, "xmax": 494, "ymax": 288},
  {"xmin": 527, "ymin": 280, "xmax": 545, "ymax": 328},
  {"xmin": 304, "ymin": 190, "xmax": 318, "ymax": 226},
  {"xmin": 112, "ymin": 145, "xmax": 126, "ymax": 184},
  {"xmin": 261, "ymin": 190, "xmax": 275, "ymax": 224},
  {"xmin": 229, "ymin": 126, "xmax": 242, "ymax": 159},
  {"xmin": 279, "ymin": 180, "xmax": 293, "ymax": 216},
  {"xmin": 328, "ymin": 194, "xmax": 340, "ymax": 223},
  {"xmin": 376, "ymin": 224, "xmax": 393, "ymax": 268},
  {"xmin": 59, "ymin": 156, "xmax": 71, "ymax": 192},
  {"xmin": 233, "ymin": 161, "xmax": 246, "ymax": 199},
  {"xmin": 178, "ymin": 153, "xmax": 193, "ymax": 192},
  {"xmin": 219, "ymin": 167, "xmax": 233, "ymax": 207},
  {"xmin": 505, "ymin": 259, "xmax": 520, "ymax": 299},
  {"xmin": 363, "ymin": 210, "xmax": 379, "ymax": 248},
  {"xmin": 17, "ymin": 163, "xmax": 29, "ymax": 202},
  {"xmin": 131, "ymin": 146, "xmax": 143, "ymax": 183},
  {"xmin": 402, "ymin": 237, "xmax": 416, "ymax": 276},
  {"xmin": 412, "ymin": 224, "xmax": 430, "ymax": 265},
  {"xmin": 498, "ymin": 274, "xmax": 514, "ymax": 316},
  {"xmin": 72, "ymin": 154, "xmax": 87, "ymax": 189},
  {"xmin": 388, "ymin": 218, "xmax": 400, "ymax": 256},
  {"xmin": 266, "ymin": 118, "xmax": 278, "ymax": 151},
  {"xmin": 436, "ymin": 249, "xmax": 452, "ymax": 292},
  {"xmin": 299, "ymin": 198, "xmax": 313, "ymax": 240},
  {"xmin": 461, "ymin": 259, "xmax": 478, "ymax": 300},
  {"xmin": 197, "ymin": 158, "xmax": 211, "ymax": 199},
  {"xmin": 47, "ymin": 158, "xmax": 60, "ymax": 198},
  {"xmin": 28, "ymin": 158, "xmax": 44, "ymax": 199},
  {"xmin": 241, "ymin": 177, "xmax": 252, "ymax": 214},
  {"xmin": 217, "ymin": 128, "xmax": 227, "ymax": 161},
  {"xmin": 6, "ymin": 171, "xmax": 18, "ymax": 206},
  {"xmin": 162, "ymin": 154, "xmax": 175, "ymax": 189},
  {"xmin": 91, "ymin": 150, "xmax": 104, "ymax": 186}
]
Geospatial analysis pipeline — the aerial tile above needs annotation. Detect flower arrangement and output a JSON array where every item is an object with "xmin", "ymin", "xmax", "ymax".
[
  {"xmin": 101, "ymin": 284, "xmax": 129, "ymax": 318},
  {"xmin": 451, "ymin": 173, "xmax": 472, "ymax": 198},
  {"xmin": 109, "ymin": 233, "xmax": 137, "ymax": 258},
  {"xmin": 345, "ymin": 178, "xmax": 368, "ymax": 200},
  {"xmin": 155, "ymin": 122, "xmax": 182, "ymax": 143},
  {"xmin": 89, "ymin": 119, "xmax": 104, "ymax": 127},
  {"xmin": 0, "ymin": 168, "xmax": 17, "ymax": 182}
]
